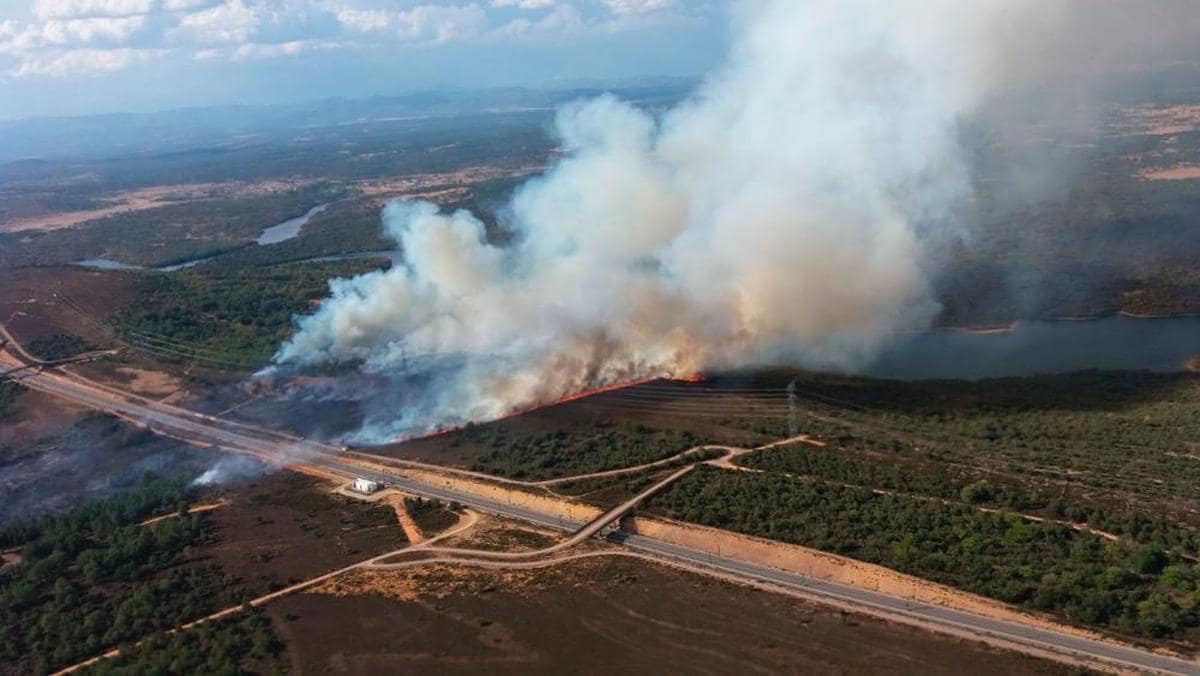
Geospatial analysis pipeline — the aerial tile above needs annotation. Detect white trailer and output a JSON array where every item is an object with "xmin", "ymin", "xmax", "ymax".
[{"xmin": 350, "ymin": 477, "xmax": 380, "ymax": 494}]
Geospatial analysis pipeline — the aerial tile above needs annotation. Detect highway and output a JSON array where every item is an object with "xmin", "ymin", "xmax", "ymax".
[
  {"xmin": 3, "ymin": 346, "xmax": 1199, "ymax": 674},
  {"xmin": 614, "ymin": 534, "xmax": 1200, "ymax": 675},
  {"xmin": 319, "ymin": 455, "xmax": 1200, "ymax": 674}
]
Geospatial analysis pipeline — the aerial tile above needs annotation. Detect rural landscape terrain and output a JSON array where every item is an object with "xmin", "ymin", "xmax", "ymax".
[{"xmin": 3, "ymin": 2, "xmax": 1200, "ymax": 675}]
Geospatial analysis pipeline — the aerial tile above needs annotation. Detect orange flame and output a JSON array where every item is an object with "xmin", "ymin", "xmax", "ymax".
[{"xmin": 392, "ymin": 374, "xmax": 705, "ymax": 444}]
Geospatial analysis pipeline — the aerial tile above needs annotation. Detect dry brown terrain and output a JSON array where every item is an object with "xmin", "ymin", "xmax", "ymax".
[
  {"xmin": 1117, "ymin": 104, "xmax": 1200, "ymax": 136},
  {"xmin": 0, "ymin": 387, "xmax": 84, "ymax": 452},
  {"xmin": 1139, "ymin": 164, "xmax": 1200, "ymax": 181},
  {"xmin": 0, "ymin": 180, "xmax": 307, "ymax": 233},
  {"xmin": 0, "ymin": 266, "xmax": 137, "ymax": 348},
  {"xmin": 268, "ymin": 554, "xmax": 1071, "ymax": 675},
  {"xmin": 354, "ymin": 165, "xmax": 541, "ymax": 200},
  {"xmin": 201, "ymin": 473, "xmax": 409, "ymax": 591},
  {"xmin": 1, "ymin": 181, "xmax": 309, "ymax": 234}
]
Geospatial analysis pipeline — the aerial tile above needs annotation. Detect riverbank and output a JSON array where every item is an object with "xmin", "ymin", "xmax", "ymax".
[
  {"xmin": 936, "ymin": 308, "xmax": 1200, "ymax": 335},
  {"xmin": 869, "ymin": 314, "xmax": 1200, "ymax": 380}
]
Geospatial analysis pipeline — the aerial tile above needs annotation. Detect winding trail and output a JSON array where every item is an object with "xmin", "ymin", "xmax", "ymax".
[
  {"xmin": 53, "ymin": 509, "xmax": 483, "ymax": 675},
  {"xmin": 138, "ymin": 501, "xmax": 230, "ymax": 527}
]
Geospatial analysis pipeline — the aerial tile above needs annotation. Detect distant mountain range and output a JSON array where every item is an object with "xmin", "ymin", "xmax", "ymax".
[{"xmin": 0, "ymin": 78, "xmax": 697, "ymax": 164}]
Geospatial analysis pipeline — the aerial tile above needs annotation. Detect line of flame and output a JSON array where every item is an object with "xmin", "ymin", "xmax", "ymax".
[{"xmin": 390, "ymin": 373, "xmax": 706, "ymax": 444}]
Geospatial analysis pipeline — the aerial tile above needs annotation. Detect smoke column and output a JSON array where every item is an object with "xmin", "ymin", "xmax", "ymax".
[{"xmin": 272, "ymin": 0, "xmax": 1168, "ymax": 442}]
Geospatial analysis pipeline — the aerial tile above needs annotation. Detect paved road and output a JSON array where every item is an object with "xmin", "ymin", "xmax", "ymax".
[
  {"xmin": 310, "ymin": 457, "xmax": 1200, "ymax": 674},
  {"xmin": 4, "ymin": 348, "xmax": 1199, "ymax": 674},
  {"xmin": 612, "ymin": 534, "xmax": 1200, "ymax": 675}
]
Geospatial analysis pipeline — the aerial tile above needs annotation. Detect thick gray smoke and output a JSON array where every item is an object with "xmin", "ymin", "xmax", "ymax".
[{"xmin": 272, "ymin": 0, "xmax": 1198, "ymax": 442}]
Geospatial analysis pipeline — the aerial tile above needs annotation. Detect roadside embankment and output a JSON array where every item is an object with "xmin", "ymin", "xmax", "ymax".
[
  {"xmin": 404, "ymin": 468, "xmax": 605, "ymax": 524},
  {"xmin": 623, "ymin": 515, "xmax": 1117, "ymax": 645}
]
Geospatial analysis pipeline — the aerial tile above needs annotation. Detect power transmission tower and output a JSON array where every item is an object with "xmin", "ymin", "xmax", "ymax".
[{"xmin": 787, "ymin": 379, "xmax": 799, "ymax": 437}]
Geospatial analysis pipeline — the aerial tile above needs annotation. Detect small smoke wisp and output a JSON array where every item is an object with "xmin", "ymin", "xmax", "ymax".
[
  {"xmin": 193, "ymin": 455, "xmax": 267, "ymax": 487},
  {"xmin": 272, "ymin": 0, "xmax": 1171, "ymax": 442}
]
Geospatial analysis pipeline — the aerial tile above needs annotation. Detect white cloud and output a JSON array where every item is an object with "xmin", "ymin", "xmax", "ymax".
[
  {"xmin": 2, "ymin": 0, "xmax": 710, "ymax": 80},
  {"xmin": 162, "ymin": 0, "xmax": 216, "ymax": 10},
  {"xmin": 338, "ymin": 4, "xmax": 488, "ymax": 44},
  {"xmin": 41, "ymin": 15, "xmax": 146, "ymax": 44},
  {"xmin": 11, "ymin": 46, "xmax": 162, "ymax": 76},
  {"xmin": 32, "ymin": 0, "xmax": 154, "ymax": 20},
  {"xmin": 496, "ymin": 3, "xmax": 583, "ymax": 38},
  {"xmin": 335, "ymin": 8, "xmax": 392, "ymax": 33},
  {"xmin": 491, "ymin": 0, "xmax": 557, "ymax": 9},
  {"xmin": 601, "ymin": 0, "xmax": 674, "ymax": 15},
  {"xmin": 195, "ymin": 37, "xmax": 339, "ymax": 61},
  {"xmin": 171, "ymin": 0, "xmax": 258, "ymax": 44}
]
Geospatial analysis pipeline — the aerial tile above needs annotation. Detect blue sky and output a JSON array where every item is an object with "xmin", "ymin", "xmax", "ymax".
[{"xmin": 0, "ymin": 0, "xmax": 727, "ymax": 119}]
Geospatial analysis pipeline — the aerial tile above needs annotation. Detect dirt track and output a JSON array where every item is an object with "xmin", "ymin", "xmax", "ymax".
[{"xmin": 276, "ymin": 555, "xmax": 1076, "ymax": 676}]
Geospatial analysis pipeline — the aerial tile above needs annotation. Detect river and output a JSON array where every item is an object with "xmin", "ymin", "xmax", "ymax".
[{"xmin": 863, "ymin": 315, "xmax": 1200, "ymax": 379}]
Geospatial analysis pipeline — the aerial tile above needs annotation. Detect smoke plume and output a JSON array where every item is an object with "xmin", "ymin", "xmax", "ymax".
[{"xmin": 272, "ymin": 0, "xmax": 1197, "ymax": 441}]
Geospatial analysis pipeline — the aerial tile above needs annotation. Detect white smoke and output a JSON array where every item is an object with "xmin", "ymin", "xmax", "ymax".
[
  {"xmin": 192, "ymin": 455, "xmax": 265, "ymax": 486},
  {"xmin": 272, "ymin": 0, "xmax": 1187, "ymax": 441}
]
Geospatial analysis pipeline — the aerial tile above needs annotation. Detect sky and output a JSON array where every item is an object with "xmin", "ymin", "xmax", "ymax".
[{"xmin": 0, "ymin": 0, "xmax": 727, "ymax": 119}]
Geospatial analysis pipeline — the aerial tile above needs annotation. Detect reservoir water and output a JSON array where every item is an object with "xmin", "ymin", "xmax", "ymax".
[
  {"xmin": 255, "ymin": 203, "xmax": 330, "ymax": 245},
  {"xmin": 76, "ymin": 254, "xmax": 221, "ymax": 272},
  {"xmin": 864, "ymin": 316, "xmax": 1200, "ymax": 379},
  {"xmin": 76, "ymin": 202, "xmax": 334, "ymax": 272}
]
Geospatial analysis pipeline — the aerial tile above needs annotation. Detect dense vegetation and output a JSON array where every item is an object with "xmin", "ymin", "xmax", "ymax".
[
  {"xmin": 740, "ymin": 444, "xmax": 1200, "ymax": 556},
  {"xmin": 461, "ymin": 421, "xmax": 704, "ymax": 480},
  {"xmin": 652, "ymin": 467, "xmax": 1200, "ymax": 640},
  {"xmin": 89, "ymin": 609, "xmax": 283, "ymax": 675},
  {"xmin": 403, "ymin": 497, "xmax": 461, "ymax": 534},
  {"xmin": 0, "ymin": 381, "xmax": 19, "ymax": 421},
  {"xmin": 728, "ymin": 370, "xmax": 1200, "ymax": 512},
  {"xmin": 554, "ymin": 449, "xmax": 724, "ymax": 499},
  {"xmin": 114, "ymin": 259, "xmax": 383, "ymax": 371},
  {"xmin": 26, "ymin": 332, "xmax": 94, "ymax": 361},
  {"xmin": 0, "ymin": 476, "xmax": 274, "ymax": 674},
  {"xmin": 0, "ymin": 473, "xmax": 191, "ymax": 547}
]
